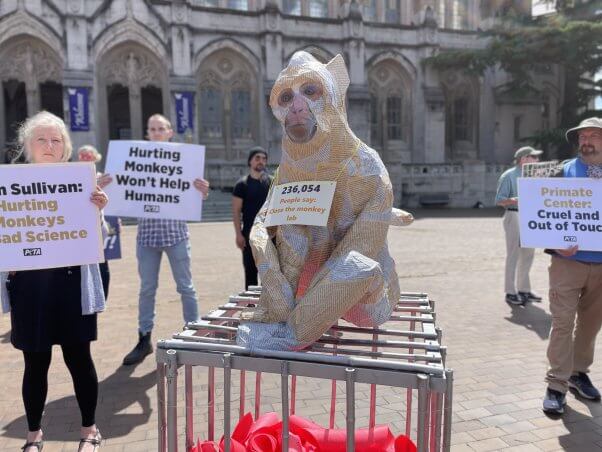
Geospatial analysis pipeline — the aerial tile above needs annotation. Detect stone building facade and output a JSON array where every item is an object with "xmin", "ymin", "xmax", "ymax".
[{"xmin": 0, "ymin": 0, "xmax": 562, "ymax": 206}]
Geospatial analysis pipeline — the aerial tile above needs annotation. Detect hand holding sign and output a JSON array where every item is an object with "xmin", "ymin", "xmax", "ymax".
[
  {"xmin": 518, "ymin": 177, "xmax": 602, "ymax": 251},
  {"xmin": 102, "ymin": 140, "xmax": 206, "ymax": 221},
  {"xmin": 0, "ymin": 163, "xmax": 104, "ymax": 271}
]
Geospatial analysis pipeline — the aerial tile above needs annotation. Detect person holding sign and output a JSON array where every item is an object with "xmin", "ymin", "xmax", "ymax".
[
  {"xmin": 101, "ymin": 114, "xmax": 209, "ymax": 366},
  {"xmin": 495, "ymin": 146, "xmax": 543, "ymax": 306},
  {"xmin": 1, "ymin": 112, "xmax": 106, "ymax": 452},
  {"xmin": 542, "ymin": 117, "xmax": 602, "ymax": 415},
  {"xmin": 232, "ymin": 147, "xmax": 272, "ymax": 289},
  {"xmin": 78, "ymin": 145, "xmax": 112, "ymax": 298}
]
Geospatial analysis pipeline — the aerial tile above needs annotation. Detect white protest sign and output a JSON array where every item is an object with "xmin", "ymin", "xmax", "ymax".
[
  {"xmin": 0, "ymin": 163, "xmax": 104, "ymax": 271},
  {"xmin": 518, "ymin": 177, "xmax": 602, "ymax": 251},
  {"xmin": 264, "ymin": 181, "xmax": 336, "ymax": 227},
  {"xmin": 103, "ymin": 140, "xmax": 205, "ymax": 221}
]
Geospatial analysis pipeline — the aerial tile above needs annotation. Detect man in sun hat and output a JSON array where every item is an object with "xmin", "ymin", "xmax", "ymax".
[
  {"xmin": 495, "ymin": 146, "xmax": 544, "ymax": 306},
  {"xmin": 542, "ymin": 117, "xmax": 602, "ymax": 415}
]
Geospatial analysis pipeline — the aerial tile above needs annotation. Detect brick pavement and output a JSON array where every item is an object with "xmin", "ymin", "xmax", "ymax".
[{"xmin": 1, "ymin": 211, "xmax": 601, "ymax": 451}]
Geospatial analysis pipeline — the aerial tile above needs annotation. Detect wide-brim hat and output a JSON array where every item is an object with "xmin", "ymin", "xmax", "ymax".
[
  {"xmin": 566, "ymin": 117, "xmax": 602, "ymax": 144},
  {"xmin": 514, "ymin": 146, "xmax": 543, "ymax": 160}
]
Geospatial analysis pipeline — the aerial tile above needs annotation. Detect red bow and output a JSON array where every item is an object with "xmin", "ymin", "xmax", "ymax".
[{"xmin": 190, "ymin": 412, "xmax": 416, "ymax": 452}]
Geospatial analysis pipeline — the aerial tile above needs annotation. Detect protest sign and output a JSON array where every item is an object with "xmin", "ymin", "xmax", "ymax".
[
  {"xmin": 518, "ymin": 177, "xmax": 602, "ymax": 251},
  {"xmin": 103, "ymin": 216, "xmax": 121, "ymax": 260},
  {"xmin": 0, "ymin": 163, "xmax": 104, "ymax": 271},
  {"xmin": 102, "ymin": 140, "xmax": 205, "ymax": 221},
  {"xmin": 264, "ymin": 181, "xmax": 336, "ymax": 227}
]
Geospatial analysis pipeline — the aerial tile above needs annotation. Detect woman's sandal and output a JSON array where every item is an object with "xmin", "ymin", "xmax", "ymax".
[
  {"xmin": 21, "ymin": 441, "xmax": 43, "ymax": 451},
  {"xmin": 77, "ymin": 430, "xmax": 102, "ymax": 452}
]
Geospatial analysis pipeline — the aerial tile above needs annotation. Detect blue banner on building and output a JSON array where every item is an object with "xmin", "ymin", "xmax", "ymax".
[
  {"xmin": 175, "ymin": 91, "xmax": 194, "ymax": 134},
  {"xmin": 68, "ymin": 87, "xmax": 90, "ymax": 131},
  {"xmin": 103, "ymin": 216, "xmax": 122, "ymax": 260}
]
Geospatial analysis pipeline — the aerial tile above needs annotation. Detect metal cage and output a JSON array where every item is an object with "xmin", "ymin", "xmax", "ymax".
[{"xmin": 156, "ymin": 289, "xmax": 453, "ymax": 452}]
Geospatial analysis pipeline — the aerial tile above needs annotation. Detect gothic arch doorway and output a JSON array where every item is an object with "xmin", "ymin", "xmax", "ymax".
[
  {"xmin": 0, "ymin": 37, "xmax": 63, "ymax": 157},
  {"xmin": 97, "ymin": 44, "xmax": 168, "ymax": 150},
  {"xmin": 196, "ymin": 48, "xmax": 258, "ymax": 162}
]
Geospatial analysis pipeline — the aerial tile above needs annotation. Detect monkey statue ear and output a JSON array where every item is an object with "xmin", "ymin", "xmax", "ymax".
[{"xmin": 326, "ymin": 54, "xmax": 350, "ymax": 96}]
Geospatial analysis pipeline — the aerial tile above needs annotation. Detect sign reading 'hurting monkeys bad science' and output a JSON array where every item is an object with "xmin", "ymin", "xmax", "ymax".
[
  {"xmin": 102, "ymin": 140, "xmax": 205, "ymax": 221},
  {"xmin": 0, "ymin": 163, "xmax": 104, "ymax": 272}
]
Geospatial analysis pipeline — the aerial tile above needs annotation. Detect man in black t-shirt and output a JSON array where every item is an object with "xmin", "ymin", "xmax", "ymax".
[{"xmin": 232, "ymin": 147, "xmax": 272, "ymax": 289}]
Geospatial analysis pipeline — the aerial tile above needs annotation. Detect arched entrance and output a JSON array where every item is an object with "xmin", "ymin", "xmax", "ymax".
[
  {"xmin": 97, "ymin": 44, "xmax": 168, "ymax": 150},
  {"xmin": 196, "ymin": 48, "xmax": 258, "ymax": 162},
  {"xmin": 0, "ymin": 37, "xmax": 63, "ymax": 158}
]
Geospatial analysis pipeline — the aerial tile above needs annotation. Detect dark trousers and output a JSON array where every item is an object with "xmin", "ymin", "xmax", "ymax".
[
  {"xmin": 242, "ymin": 233, "xmax": 258, "ymax": 289},
  {"xmin": 22, "ymin": 342, "xmax": 98, "ymax": 431},
  {"xmin": 99, "ymin": 261, "xmax": 110, "ymax": 299}
]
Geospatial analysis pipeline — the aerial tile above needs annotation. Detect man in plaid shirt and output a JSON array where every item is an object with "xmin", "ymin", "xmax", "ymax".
[{"xmin": 102, "ymin": 114, "xmax": 209, "ymax": 365}]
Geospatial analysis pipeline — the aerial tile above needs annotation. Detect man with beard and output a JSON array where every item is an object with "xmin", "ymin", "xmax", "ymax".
[
  {"xmin": 232, "ymin": 147, "xmax": 272, "ymax": 289},
  {"xmin": 543, "ymin": 117, "xmax": 602, "ymax": 415}
]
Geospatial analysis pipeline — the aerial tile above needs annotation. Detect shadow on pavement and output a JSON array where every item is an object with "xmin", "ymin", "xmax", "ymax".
[
  {"xmin": 504, "ymin": 301, "xmax": 551, "ymax": 340},
  {"xmin": 0, "ymin": 329, "xmax": 10, "ymax": 344},
  {"xmin": 557, "ymin": 404, "xmax": 602, "ymax": 450},
  {"xmin": 1, "ymin": 365, "xmax": 155, "ymax": 440}
]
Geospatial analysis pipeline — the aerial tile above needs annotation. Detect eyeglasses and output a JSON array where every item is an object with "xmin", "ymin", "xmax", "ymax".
[{"xmin": 35, "ymin": 137, "xmax": 63, "ymax": 148}]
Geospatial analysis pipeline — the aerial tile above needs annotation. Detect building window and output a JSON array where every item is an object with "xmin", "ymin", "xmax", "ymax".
[
  {"xmin": 513, "ymin": 115, "xmax": 522, "ymax": 142},
  {"xmin": 200, "ymin": 87, "xmax": 223, "ymax": 138},
  {"xmin": 283, "ymin": 0, "xmax": 301, "ymax": 15},
  {"xmin": 452, "ymin": 0, "xmax": 470, "ymax": 29},
  {"xmin": 594, "ymin": 69, "xmax": 602, "ymax": 110},
  {"xmin": 370, "ymin": 94, "xmax": 379, "ymax": 144},
  {"xmin": 386, "ymin": 96, "xmax": 402, "ymax": 140},
  {"xmin": 363, "ymin": 0, "xmax": 377, "ymax": 21},
  {"xmin": 227, "ymin": 0, "xmax": 248, "ymax": 10},
  {"xmin": 438, "ymin": 0, "xmax": 446, "ymax": 27},
  {"xmin": 385, "ymin": 0, "xmax": 400, "ymax": 23},
  {"xmin": 368, "ymin": 61, "xmax": 411, "ymax": 156},
  {"xmin": 309, "ymin": 0, "xmax": 328, "ymax": 17},
  {"xmin": 232, "ymin": 90, "xmax": 252, "ymax": 138},
  {"xmin": 453, "ymin": 97, "xmax": 470, "ymax": 141},
  {"xmin": 195, "ymin": 0, "xmax": 219, "ymax": 6}
]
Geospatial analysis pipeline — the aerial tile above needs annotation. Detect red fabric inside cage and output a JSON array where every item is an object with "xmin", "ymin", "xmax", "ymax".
[{"xmin": 190, "ymin": 412, "xmax": 417, "ymax": 452}]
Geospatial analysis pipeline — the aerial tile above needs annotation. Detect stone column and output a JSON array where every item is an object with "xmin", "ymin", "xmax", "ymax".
[
  {"xmin": 171, "ymin": 2, "xmax": 191, "ymax": 77},
  {"xmin": 65, "ymin": 0, "xmax": 88, "ymax": 71},
  {"xmin": 422, "ymin": 87, "xmax": 446, "ymax": 163},
  {"xmin": 129, "ymin": 83, "xmax": 142, "ymax": 140},
  {"xmin": 25, "ymin": 83, "xmax": 38, "ymax": 118}
]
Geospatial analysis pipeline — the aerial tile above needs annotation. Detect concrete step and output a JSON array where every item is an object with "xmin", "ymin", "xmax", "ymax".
[{"xmin": 201, "ymin": 189, "xmax": 233, "ymax": 223}]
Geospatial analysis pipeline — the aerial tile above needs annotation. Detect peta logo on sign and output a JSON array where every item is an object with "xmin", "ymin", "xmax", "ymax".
[
  {"xmin": 144, "ymin": 205, "xmax": 160, "ymax": 213},
  {"xmin": 563, "ymin": 236, "xmax": 577, "ymax": 242},
  {"xmin": 23, "ymin": 248, "xmax": 42, "ymax": 256}
]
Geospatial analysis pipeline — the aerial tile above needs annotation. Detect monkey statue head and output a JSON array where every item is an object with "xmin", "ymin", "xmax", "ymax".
[{"xmin": 270, "ymin": 51, "xmax": 353, "ymax": 157}]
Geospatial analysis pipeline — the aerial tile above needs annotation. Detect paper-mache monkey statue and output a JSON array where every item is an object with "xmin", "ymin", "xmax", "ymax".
[{"xmin": 236, "ymin": 51, "xmax": 412, "ymax": 351}]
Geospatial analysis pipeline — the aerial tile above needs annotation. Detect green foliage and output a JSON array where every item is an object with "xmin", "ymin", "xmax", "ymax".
[{"xmin": 426, "ymin": 15, "xmax": 602, "ymax": 154}]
